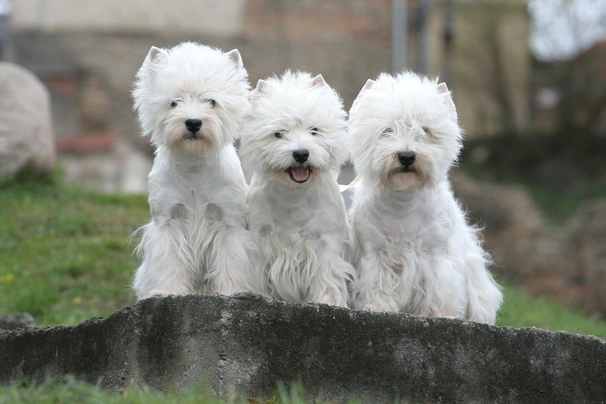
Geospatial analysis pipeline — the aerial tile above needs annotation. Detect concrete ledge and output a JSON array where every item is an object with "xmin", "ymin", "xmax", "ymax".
[{"xmin": 1, "ymin": 293, "xmax": 605, "ymax": 402}]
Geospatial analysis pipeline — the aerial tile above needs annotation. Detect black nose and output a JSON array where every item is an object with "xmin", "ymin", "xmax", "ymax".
[
  {"xmin": 292, "ymin": 149, "xmax": 310, "ymax": 163},
  {"xmin": 185, "ymin": 119, "xmax": 202, "ymax": 133},
  {"xmin": 398, "ymin": 151, "xmax": 416, "ymax": 166}
]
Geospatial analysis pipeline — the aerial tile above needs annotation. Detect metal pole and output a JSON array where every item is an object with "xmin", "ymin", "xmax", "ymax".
[
  {"xmin": 442, "ymin": 0, "xmax": 455, "ymax": 85},
  {"xmin": 392, "ymin": 0, "xmax": 407, "ymax": 73},
  {"xmin": 417, "ymin": 0, "xmax": 432, "ymax": 74}
]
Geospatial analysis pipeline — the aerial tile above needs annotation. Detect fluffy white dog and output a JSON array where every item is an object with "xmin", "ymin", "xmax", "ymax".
[
  {"xmin": 240, "ymin": 70, "xmax": 354, "ymax": 307},
  {"xmin": 348, "ymin": 72, "xmax": 502, "ymax": 324},
  {"xmin": 131, "ymin": 42, "xmax": 260, "ymax": 300}
]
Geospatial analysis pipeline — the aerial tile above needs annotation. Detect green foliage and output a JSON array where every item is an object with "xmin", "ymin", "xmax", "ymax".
[
  {"xmin": 0, "ymin": 175, "xmax": 147, "ymax": 326},
  {"xmin": 497, "ymin": 281, "xmax": 606, "ymax": 338},
  {"xmin": 0, "ymin": 377, "xmax": 342, "ymax": 404},
  {"xmin": 0, "ymin": 377, "xmax": 244, "ymax": 404},
  {"xmin": 460, "ymin": 132, "xmax": 606, "ymax": 227}
]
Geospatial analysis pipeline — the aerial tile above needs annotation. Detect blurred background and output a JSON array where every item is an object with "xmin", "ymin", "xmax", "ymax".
[{"xmin": 1, "ymin": 0, "xmax": 605, "ymax": 324}]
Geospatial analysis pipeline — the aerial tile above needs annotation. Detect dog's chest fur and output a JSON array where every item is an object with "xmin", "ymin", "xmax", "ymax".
[
  {"xmin": 149, "ymin": 148, "xmax": 247, "ymax": 229},
  {"xmin": 355, "ymin": 186, "xmax": 451, "ymax": 256},
  {"xmin": 249, "ymin": 178, "xmax": 347, "ymax": 248}
]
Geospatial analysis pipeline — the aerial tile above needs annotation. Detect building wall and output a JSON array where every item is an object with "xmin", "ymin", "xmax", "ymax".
[
  {"xmin": 12, "ymin": 0, "xmax": 246, "ymax": 36},
  {"xmin": 10, "ymin": 0, "xmax": 530, "ymax": 137}
]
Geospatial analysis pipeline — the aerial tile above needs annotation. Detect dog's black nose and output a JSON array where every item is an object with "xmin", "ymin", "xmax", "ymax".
[
  {"xmin": 292, "ymin": 149, "xmax": 310, "ymax": 163},
  {"xmin": 185, "ymin": 119, "xmax": 202, "ymax": 133},
  {"xmin": 398, "ymin": 151, "xmax": 416, "ymax": 166}
]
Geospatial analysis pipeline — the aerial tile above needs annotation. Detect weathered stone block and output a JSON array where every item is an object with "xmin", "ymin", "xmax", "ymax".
[{"xmin": 1, "ymin": 293, "xmax": 604, "ymax": 403}]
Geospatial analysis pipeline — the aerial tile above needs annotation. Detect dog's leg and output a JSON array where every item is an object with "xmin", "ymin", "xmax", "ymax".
[
  {"xmin": 462, "ymin": 247, "xmax": 502, "ymax": 324},
  {"xmin": 206, "ymin": 224, "xmax": 263, "ymax": 296},
  {"xmin": 353, "ymin": 251, "xmax": 401, "ymax": 312},
  {"xmin": 133, "ymin": 223, "xmax": 197, "ymax": 300},
  {"xmin": 308, "ymin": 255, "xmax": 353, "ymax": 308}
]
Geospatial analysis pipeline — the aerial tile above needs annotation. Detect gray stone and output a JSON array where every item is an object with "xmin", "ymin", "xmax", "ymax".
[
  {"xmin": 0, "ymin": 62, "xmax": 55, "ymax": 179},
  {"xmin": 0, "ymin": 313, "xmax": 35, "ymax": 330},
  {"xmin": 1, "ymin": 293, "xmax": 605, "ymax": 403}
]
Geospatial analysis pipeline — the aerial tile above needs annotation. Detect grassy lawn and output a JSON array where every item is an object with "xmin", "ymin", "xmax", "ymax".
[
  {"xmin": 0, "ymin": 174, "xmax": 145, "ymax": 326},
  {"xmin": 0, "ymin": 377, "xmax": 322, "ymax": 404},
  {"xmin": 1, "ymin": 174, "xmax": 605, "ymax": 402}
]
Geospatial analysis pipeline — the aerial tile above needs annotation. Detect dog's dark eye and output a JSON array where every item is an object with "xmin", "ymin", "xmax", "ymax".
[
  {"xmin": 274, "ymin": 132, "xmax": 283, "ymax": 139},
  {"xmin": 206, "ymin": 99, "xmax": 216, "ymax": 107},
  {"xmin": 310, "ymin": 127, "xmax": 319, "ymax": 135},
  {"xmin": 422, "ymin": 126, "xmax": 429, "ymax": 133},
  {"xmin": 170, "ymin": 100, "xmax": 178, "ymax": 107},
  {"xmin": 382, "ymin": 128, "xmax": 393, "ymax": 135}
]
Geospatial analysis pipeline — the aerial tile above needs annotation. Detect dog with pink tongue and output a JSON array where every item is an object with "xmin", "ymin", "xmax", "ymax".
[{"xmin": 240, "ymin": 70, "xmax": 354, "ymax": 307}]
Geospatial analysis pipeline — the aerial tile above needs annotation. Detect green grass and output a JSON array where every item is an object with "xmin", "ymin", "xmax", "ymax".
[
  {"xmin": 0, "ymin": 174, "xmax": 146, "ymax": 326},
  {"xmin": 0, "ymin": 377, "xmax": 338, "ymax": 404},
  {"xmin": 497, "ymin": 281, "xmax": 606, "ymax": 337},
  {"xmin": 0, "ymin": 377, "xmax": 267, "ymax": 404}
]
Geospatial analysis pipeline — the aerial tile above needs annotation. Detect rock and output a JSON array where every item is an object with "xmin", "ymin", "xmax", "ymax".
[
  {"xmin": 452, "ymin": 171, "xmax": 606, "ymax": 316},
  {"xmin": 0, "ymin": 62, "xmax": 55, "ymax": 180},
  {"xmin": 565, "ymin": 201, "xmax": 606, "ymax": 314},
  {"xmin": 0, "ymin": 313, "xmax": 35, "ymax": 330},
  {"xmin": 1, "ymin": 293, "xmax": 605, "ymax": 403}
]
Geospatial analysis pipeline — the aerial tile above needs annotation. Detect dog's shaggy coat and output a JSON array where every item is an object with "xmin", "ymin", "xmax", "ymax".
[
  {"xmin": 240, "ymin": 71, "xmax": 354, "ymax": 307},
  {"xmin": 348, "ymin": 72, "xmax": 502, "ymax": 323},
  {"xmin": 132, "ymin": 42, "xmax": 260, "ymax": 300}
]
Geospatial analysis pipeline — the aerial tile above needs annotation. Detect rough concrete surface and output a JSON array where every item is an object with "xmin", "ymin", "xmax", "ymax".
[{"xmin": 1, "ymin": 293, "xmax": 605, "ymax": 403}]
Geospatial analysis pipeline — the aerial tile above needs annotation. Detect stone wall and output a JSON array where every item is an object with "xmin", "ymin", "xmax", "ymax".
[{"xmin": 1, "ymin": 294, "xmax": 605, "ymax": 403}]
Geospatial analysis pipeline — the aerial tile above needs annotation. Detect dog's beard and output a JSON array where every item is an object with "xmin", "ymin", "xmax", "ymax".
[{"xmin": 379, "ymin": 157, "xmax": 431, "ymax": 191}]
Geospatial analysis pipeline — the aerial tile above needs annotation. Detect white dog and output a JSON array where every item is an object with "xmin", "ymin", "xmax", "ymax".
[
  {"xmin": 348, "ymin": 72, "xmax": 502, "ymax": 324},
  {"xmin": 240, "ymin": 71, "xmax": 354, "ymax": 307},
  {"xmin": 131, "ymin": 42, "xmax": 261, "ymax": 300}
]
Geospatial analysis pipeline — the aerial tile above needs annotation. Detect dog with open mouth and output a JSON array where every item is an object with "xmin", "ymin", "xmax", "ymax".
[{"xmin": 240, "ymin": 70, "xmax": 354, "ymax": 307}]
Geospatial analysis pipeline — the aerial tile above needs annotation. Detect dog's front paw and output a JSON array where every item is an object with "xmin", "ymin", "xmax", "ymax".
[
  {"xmin": 363, "ymin": 302, "xmax": 400, "ymax": 313},
  {"xmin": 315, "ymin": 294, "xmax": 348, "ymax": 308}
]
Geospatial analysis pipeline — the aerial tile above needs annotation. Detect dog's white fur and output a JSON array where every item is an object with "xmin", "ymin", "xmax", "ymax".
[
  {"xmin": 348, "ymin": 72, "xmax": 502, "ymax": 324},
  {"xmin": 240, "ymin": 70, "xmax": 354, "ymax": 307},
  {"xmin": 132, "ymin": 42, "xmax": 261, "ymax": 300}
]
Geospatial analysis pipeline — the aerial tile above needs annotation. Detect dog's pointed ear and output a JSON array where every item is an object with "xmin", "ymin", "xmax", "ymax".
[
  {"xmin": 351, "ymin": 79, "xmax": 375, "ymax": 109},
  {"xmin": 144, "ymin": 46, "xmax": 167, "ymax": 66},
  {"xmin": 255, "ymin": 79, "xmax": 269, "ymax": 94},
  {"xmin": 226, "ymin": 49, "xmax": 243, "ymax": 69},
  {"xmin": 139, "ymin": 46, "xmax": 167, "ymax": 81},
  {"xmin": 361, "ymin": 79, "xmax": 375, "ymax": 93},
  {"xmin": 437, "ymin": 82, "xmax": 456, "ymax": 113},
  {"xmin": 311, "ymin": 74, "xmax": 328, "ymax": 88}
]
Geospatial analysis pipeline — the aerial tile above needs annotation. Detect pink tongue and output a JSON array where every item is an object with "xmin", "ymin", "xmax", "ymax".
[{"xmin": 291, "ymin": 166, "xmax": 310, "ymax": 182}]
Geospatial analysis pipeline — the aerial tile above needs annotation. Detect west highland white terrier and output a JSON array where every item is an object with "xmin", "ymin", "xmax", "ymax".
[
  {"xmin": 240, "ymin": 70, "xmax": 355, "ymax": 307},
  {"xmin": 347, "ymin": 72, "xmax": 502, "ymax": 324},
  {"xmin": 131, "ymin": 42, "xmax": 261, "ymax": 300}
]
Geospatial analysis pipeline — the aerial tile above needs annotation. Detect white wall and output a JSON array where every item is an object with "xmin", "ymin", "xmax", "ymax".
[{"xmin": 11, "ymin": 0, "xmax": 246, "ymax": 36}]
